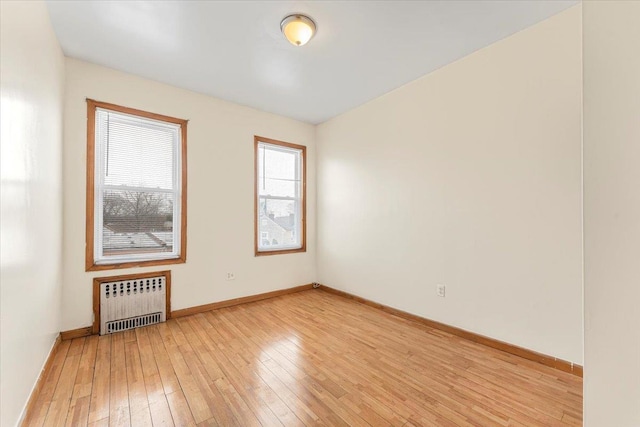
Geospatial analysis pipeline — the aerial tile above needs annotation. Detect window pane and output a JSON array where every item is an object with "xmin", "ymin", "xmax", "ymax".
[
  {"xmin": 102, "ymin": 189, "xmax": 174, "ymax": 256},
  {"xmin": 98, "ymin": 109, "xmax": 176, "ymax": 190},
  {"xmin": 257, "ymin": 144, "xmax": 300, "ymax": 197},
  {"xmin": 257, "ymin": 198, "xmax": 299, "ymax": 249},
  {"xmin": 263, "ymin": 147, "xmax": 297, "ymax": 180}
]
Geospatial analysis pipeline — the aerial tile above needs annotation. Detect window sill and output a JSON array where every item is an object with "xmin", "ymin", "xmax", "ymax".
[
  {"xmin": 85, "ymin": 255, "xmax": 185, "ymax": 272},
  {"xmin": 255, "ymin": 247, "xmax": 306, "ymax": 257}
]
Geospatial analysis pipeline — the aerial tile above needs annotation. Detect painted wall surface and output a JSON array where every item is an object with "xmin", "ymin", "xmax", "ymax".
[
  {"xmin": 583, "ymin": 2, "xmax": 640, "ymax": 425},
  {"xmin": 0, "ymin": 1, "xmax": 65, "ymax": 426},
  {"xmin": 62, "ymin": 59, "xmax": 316, "ymax": 330},
  {"xmin": 316, "ymin": 7, "xmax": 583, "ymax": 363}
]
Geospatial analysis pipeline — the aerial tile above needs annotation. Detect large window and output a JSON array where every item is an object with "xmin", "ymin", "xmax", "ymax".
[
  {"xmin": 255, "ymin": 136, "xmax": 306, "ymax": 255},
  {"xmin": 86, "ymin": 100, "xmax": 187, "ymax": 271}
]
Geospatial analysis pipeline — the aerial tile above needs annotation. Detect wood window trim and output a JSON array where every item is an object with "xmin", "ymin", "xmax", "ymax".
[
  {"xmin": 85, "ymin": 99, "xmax": 188, "ymax": 271},
  {"xmin": 92, "ymin": 270, "xmax": 171, "ymax": 335},
  {"xmin": 254, "ymin": 135, "xmax": 307, "ymax": 256}
]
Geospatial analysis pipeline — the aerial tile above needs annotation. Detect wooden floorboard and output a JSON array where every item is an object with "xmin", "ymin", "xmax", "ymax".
[{"xmin": 23, "ymin": 289, "xmax": 582, "ymax": 426}]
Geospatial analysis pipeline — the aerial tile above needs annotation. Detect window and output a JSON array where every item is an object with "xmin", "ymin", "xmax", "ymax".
[
  {"xmin": 255, "ymin": 136, "xmax": 306, "ymax": 255},
  {"xmin": 86, "ymin": 100, "xmax": 187, "ymax": 271}
]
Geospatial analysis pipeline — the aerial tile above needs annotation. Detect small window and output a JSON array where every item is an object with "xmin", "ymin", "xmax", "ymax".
[
  {"xmin": 255, "ymin": 136, "xmax": 306, "ymax": 255},
  {"xmin": 86, "ymin": 100, "xmax": 187, "ymax": 271}
]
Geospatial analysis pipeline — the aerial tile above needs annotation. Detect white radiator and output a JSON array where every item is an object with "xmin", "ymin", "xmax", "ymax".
[{"xmin": 100, "ymin": 275, "xmax": 166, "ymax": 335}]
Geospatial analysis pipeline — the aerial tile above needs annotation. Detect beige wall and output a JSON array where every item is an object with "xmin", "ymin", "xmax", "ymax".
[
  {"xmin": 583, "ymin": 1, "xmax": 640, "ymax": 425},
  {"xmin": 316, "ymin": 6, "xmax": 583, "ymax": 363},
  {"xmin": 62, "ymin": 59, "xmax": 316, "ymax": 330},
  {"xmin": 0, "ymin": 1, "xmax": 66, "ymax": 426}
]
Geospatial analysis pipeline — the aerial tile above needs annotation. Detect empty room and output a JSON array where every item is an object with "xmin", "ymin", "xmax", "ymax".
[{"xmin": 1, "ymin": 1, "xmax": 638, "ymax": 426}]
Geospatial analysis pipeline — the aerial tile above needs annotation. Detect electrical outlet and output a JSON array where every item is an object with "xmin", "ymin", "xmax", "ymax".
[
  {"xmin": 226, "ymin": 272, "xmax": 235, "ymax": 281},
  {"xmin": 436, "ymin": 284, "xmax": 446, "ymax": 297}
]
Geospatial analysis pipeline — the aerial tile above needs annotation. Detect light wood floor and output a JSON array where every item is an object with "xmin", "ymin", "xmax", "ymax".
[{"xmin": 24, "ymin": 289, "xmax": 582, "ymax": 426}]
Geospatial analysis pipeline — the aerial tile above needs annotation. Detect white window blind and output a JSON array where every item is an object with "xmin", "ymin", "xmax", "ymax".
[
  {"xmin": 94, "ymin": 108, "xmax": 182, "ymax": 264},
  {"xmin": 256, "ymin": 141, "xmax": 304, "ymax": 252}
]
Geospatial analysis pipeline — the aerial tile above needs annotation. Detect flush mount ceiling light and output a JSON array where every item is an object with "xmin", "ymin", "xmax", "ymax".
[{"xmin": 280, "ymin": 14, "xmax": 316, "ymax": 47}]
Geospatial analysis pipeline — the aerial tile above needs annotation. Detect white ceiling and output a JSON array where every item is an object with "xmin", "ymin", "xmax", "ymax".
[{"xmin": 46, "ymin": 1, "xmax": 578, "ymax": 124}]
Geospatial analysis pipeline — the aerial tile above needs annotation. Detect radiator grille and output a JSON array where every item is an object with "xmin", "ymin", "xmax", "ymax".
[
  {"xmin": 106, "ymin": 312, "xmax": 163, "ymax": 334},
  {"xmin": 100, "ymin": 275, "xmax": 166, "ymax": 335}
]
